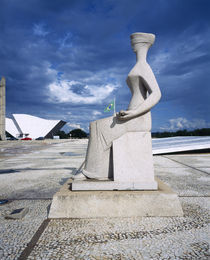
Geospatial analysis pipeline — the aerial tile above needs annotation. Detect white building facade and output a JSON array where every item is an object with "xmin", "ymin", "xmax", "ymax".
[{"xmin": 6, "ymin": 114, "xmax": 66, "ymax": 139}]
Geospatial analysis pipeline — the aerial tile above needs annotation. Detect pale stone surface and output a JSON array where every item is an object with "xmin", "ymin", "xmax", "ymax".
[
  {"xmin": 49, "ymin": 178, "xmax": 183, "ymax": 218},
  {"xmin": 113, "ymin": 132, "xmax": 156, "ymax": 184},
  {"xmin": 72, "ymin": 180, "xmax": 157, "ymax": 190},
  {"xmin": 0, "ymin": 140, "xmax": 209, "ymax": 259},
  {"xmin": 0, "ymin": 139, "xmax": 87, "ymax": 199},
  {"xmin": 82, "ymin": 32, "xmax": 161, "ymax": 181}
]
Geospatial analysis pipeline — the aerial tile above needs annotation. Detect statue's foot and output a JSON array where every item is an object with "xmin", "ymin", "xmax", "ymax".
[{"xmin": 72, "ymin": 172, "xmax": 87, "ymax": 180}]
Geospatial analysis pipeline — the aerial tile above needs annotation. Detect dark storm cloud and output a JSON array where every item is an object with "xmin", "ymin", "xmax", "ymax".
[
  {"xmin": 0, "ymin": 0, "xmax": 210, "ymax": 132},
  {"xmin": 163, "ymin": 54, "xmax": 210, "ymax": 76}
]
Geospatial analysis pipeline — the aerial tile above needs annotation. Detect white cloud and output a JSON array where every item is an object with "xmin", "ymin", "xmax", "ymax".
[
  {"xmin": 33, "ymin": 23, "xmax": 49, "ymax": 37},
  {"xmin": 48, "ymin": 79, "xmax": 118, "ymax": 104},
  {"xmin": 91, "ymin": 110, "xmax": 102, "ymax": 120},
  {"xmin": 151, "ymin": 28, "xmax": 210, "ymax": 77},
  {"xmin": 57, "ymin": 32, "xmax": 73, "ymax": 50},
  {"xmin": 92, "ymin": 110, "xmax": 102, "ymax": 116},
  {"xmin": 160, "ymin": 117, "xmax": 210, "ymax": 131},
  {"xmin": 150, "ymin": 51, "xmax": 170, "ymax": 75},
  {"xmin": 67, "ymin": 123, "xmax": 83, "ymax": 130}
]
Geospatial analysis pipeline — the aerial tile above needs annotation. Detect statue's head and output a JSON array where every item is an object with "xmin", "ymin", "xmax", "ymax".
[{"xmin": 130, "ymin": 33, "xmax": 155, "ymax": 52}]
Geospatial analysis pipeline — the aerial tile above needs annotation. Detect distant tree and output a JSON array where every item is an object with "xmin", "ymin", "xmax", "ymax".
[
  {"xmin": 55, "ymin": 130, "xmax": 69, "ymax": 139},
  {"xmin": 6, "ymin": 132, "xmax": 13, "ymax": 138},
  {"xmin": 193, "ymin": 128, "xmax": 210, "ymax": 136},
  {"xmin": 69, "ymin": 129, "xmax": 87, "ymax": 138},
  {"xmin": 152, "ymin": 128, "xmax": 210, "ymax": 138}
]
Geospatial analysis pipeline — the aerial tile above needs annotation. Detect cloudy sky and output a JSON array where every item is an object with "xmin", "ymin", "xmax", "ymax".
[{"xmin": 1, "ymin": 0, "xmax": 210, "ymax": 133}]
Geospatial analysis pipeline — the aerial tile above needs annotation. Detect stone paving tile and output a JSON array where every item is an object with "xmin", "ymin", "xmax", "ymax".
[
  {"xmin": 155, "ymin": 167, "xmax": 210, "ymax": 196},
  {"xmin": 28, "ymin": 198, "xmax": 209, "ymax": 260},
  {"xmin": 153, "ymin": 155, "xmax": 186, "ymax": 168},
  {"xmin": 0, "ymin": 140, "xmax": 210, "ymax": 259},
  {"xmin": 0, "ymin": 199, "xmax": 50, "ymax": 260},
  {"xmin": 195, "ymin": 168, "xmax": 210, "ymax": 174},
  {"xmin": 165, "ymin": 154, "xmax": 210, "ymax": 168},
  {"xmin": 0, "ymin": 168, "xmax": 75, "ymax": 199},
  {"xmin": 0, "ymin": 140, "xmax": 67, "ymax": 161},
  {"xmin": 0, "ymin": 140, "xmax": 87, "ymax": 199}
]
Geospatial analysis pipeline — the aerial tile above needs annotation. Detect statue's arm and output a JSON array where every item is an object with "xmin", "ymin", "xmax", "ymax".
[
  {"xmin": 117, "ymin": 67, "xmax": 161, "ymax": 120},
  {"xmin": 137, "ymin": 70, "xmax": 161, "ymax": 113}
]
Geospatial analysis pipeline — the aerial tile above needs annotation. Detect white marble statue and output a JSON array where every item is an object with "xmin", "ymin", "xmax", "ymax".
[{"xmin": 78, "ymin": 32, "xmax": 161, "ymax": 181}]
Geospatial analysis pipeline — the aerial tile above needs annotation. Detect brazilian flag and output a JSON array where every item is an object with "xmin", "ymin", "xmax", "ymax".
[{"xmin": 104, "ymin": 100, "xmax": 114, "ymax": 112}]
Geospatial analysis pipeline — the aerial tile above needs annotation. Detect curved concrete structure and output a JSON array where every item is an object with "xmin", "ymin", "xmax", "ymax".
[
  {"xmin": 6, "ymin": 118, "xmax": 20, "ymax": 138},
  {"xmin": 6, "ymin": 114, "xmax": 66, "ymax": 139}
]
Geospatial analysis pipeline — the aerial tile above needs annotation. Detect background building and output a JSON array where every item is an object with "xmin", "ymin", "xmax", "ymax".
[{"xmin": 6, "ymin": 114, "xmax": 66, "ymax": 139}]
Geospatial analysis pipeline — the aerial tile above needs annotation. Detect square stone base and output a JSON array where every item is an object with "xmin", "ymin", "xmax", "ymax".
[
  {"xmin": 49, "ymin": 178, "xmax": 183, "ymax": 218},
  {"xmin": 72, "ymin": 180, "xmax": 158, "ymax": 190}
]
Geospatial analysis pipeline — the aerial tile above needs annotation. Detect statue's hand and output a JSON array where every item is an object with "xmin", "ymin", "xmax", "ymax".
[{"xmin": 116, "ymin": 110, "xmax": 135, "ymax": 121}]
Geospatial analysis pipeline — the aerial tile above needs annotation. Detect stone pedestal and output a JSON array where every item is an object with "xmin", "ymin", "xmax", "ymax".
[
  {"xmin": 72, "ymin": 132, "xmax": 157, "ymax": 191},
  {"xmin": 49, "ymin": 178, "xmax": 183, "ymax": 218},
  {"xmin": 113, "ymin": 132, "xmax": 154, "ymax": 181},
  {"xmin": 113, "ymin": 132, "xmax": 157, "ymax": 189},
  {"xmin": 72, "ymin": 180, "xmax": 157, "ymax": 190}
]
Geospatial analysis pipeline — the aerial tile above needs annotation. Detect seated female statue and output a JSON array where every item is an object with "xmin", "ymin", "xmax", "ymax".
[{"xmin": 78, "ymin": 32, "xmax": 161, "ymax": 180}]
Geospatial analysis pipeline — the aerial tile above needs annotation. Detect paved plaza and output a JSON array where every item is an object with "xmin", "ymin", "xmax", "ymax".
[{"xmin": 0, "ymin": 139, "xmax": 209, "ymax": 259}]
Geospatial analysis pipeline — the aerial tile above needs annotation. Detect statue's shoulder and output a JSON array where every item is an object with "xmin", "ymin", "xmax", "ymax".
[{"xmin": 128, "ymin": 62, "xmax": 150, "ymax": 78}]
